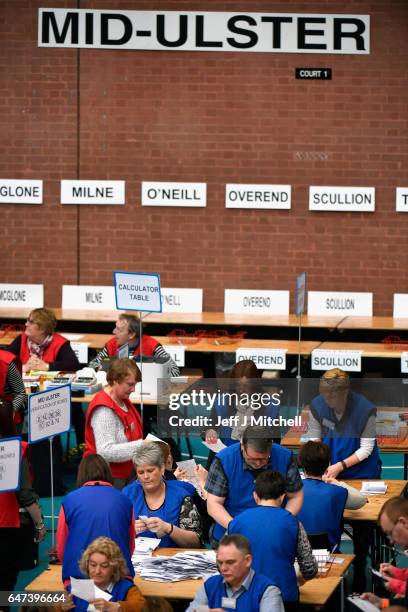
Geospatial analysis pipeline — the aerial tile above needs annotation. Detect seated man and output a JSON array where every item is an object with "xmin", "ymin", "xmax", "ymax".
[
  {"xmin": 298, "ymin": 441, "xmax": 366, "ymax": 550},
  {"xmin": 88, "ymin": 313, "xmax": 179, "ymax": 376},
  {"xmin": 228, "ymin": 470, "xmax": 317, "ymax": 611},
  {"xmin": 205, "ymin": 426, "xmax": 303, "ymax": 544},
  {"xmin": 186, "ymin": 534, "xmax": 284, "ymax": 612}
]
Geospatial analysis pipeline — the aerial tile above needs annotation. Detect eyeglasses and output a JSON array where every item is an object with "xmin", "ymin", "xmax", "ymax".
[
  {"xmin": 243, "ymin": 446, "xmax": 270, "ymax": 466},
  {"xmin": 26, "ymin": 318, "xmax": 38, "ymax": 324}
]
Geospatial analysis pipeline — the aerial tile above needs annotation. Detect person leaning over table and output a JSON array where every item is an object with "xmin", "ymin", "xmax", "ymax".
[
  {"xmin": 56, "ymin": 454, "xmax": 136, "ymax": 583},
  {"xmin": 0, "ymin": 348, "xmax": 26, "ymax": 427},
  {"xmin": 307, "ymin": 367, "xmax": 381, "ymax": 592},
  {"xmin": 205, "ymin": 425, "xmax": 304, "ymax": 545},
  {"xmin": 84, "ymin": 358, "xmax": 143, "ymax": 489},
  {"xmin": 122, "ymin": 442, "xmax": 202, "ymax": 547},
  {"xmin": 88, "ymin": 312, "xmax": 179, "ymax": 376},
  {"xmin": 62, "ymin": 537, "xmax": 145, "ymax": 612},
  {"xmin": 186, "ymin": 534, "xmax": 285, "ymax": 612},
  {"xmin": 228, "ymin": 471, "xmax": 317, "ymax": 612}
]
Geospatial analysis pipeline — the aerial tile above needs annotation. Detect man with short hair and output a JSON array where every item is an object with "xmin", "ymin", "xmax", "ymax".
[
  {"xmin": 186, "ymin": 534, "xmax": 284, "ymax": 612},
  {"xmin": 89, "ymin": 313, "xmax": 179, "ymax": 375},
  {"xmin": 206, "ymin": 426, "xmax": 303, "ymax": 544},
  {"xmin": 228, "ymin": 471, "xmax": 317, "ymax": 611}
]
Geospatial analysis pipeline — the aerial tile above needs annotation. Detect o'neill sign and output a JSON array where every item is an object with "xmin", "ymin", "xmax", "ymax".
[{"xmin": 38, "ymin": 10, "xmax": 370, "ymax": 54}]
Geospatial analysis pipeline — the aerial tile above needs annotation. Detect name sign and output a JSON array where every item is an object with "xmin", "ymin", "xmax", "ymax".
[
  {"xmin": 28, "ymin": 385, "xmax": 71, "ymax": 443},
  {"xmin": 38, "ymin": 10, "xmax": 370, "ymax": 54},
  {"xmin": 0, "ymin": 437, "xmax": 21, "ymax": 492},
  {"xmin": 161, "ymin": 288, "xmax": 203, "ymax": 313},
  {"xmin": 61, "ymin": 180, "xmax": 125, "ymax": 204},
  {"xmin": 396, "ymin": 188, "xmax": 408, "ymax": 212},
  {"xmin": 225, "ymin": 184, "xmax": 291, "ymax": 209},
  {"xmin": 308, "ymin": 291, "xmax": 373, "ymax": 316},
  {"xmin": 402, "ymin": 352, "xmax": 408, "ymax": 374},
  {"xmin": 62, "ymin": 285, "xmax": 116, "ymax": 310},
  {"xmin": 309, "ymin": 186, "xmax": 375, "ymax": 212},
  {"xmin": 225, "ymin": 289, "xmax": 290, "ymax": 315},
  {"xmin": 311, "ymin": 349, "xmax": 362, "ymax": 372},
  {"xmin": 70, "ymin": 342, "xmax": 89, "ymax": 364},
  {"xmin": 0, "ymin": 179, "xmax": 43, "ymax": 204},
  {"xmin": 236, "ymin": 348, "xmax": 287, "ymax": 370},
  {"xmin": 0, "ymin": 283, "xmax": 44, "ymax": 308},
  {"xmin": 162, "ymin": 345, "xmax": 185, "ymax": 367},
  {"xmin": 114, "ymin": 271, "xmax": 162, "ymax": 312},
  {"xmin": 394, "ymin": 294, "xmax": 408, "ymax": 318},
  {"xmin": 142, "ymin": 182, "xmax": 206, "ymax": 207}
]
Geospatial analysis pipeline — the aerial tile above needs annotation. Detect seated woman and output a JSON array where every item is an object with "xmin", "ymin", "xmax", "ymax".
[
  {"xmin": 297, "ymin": 441, "xmax": 366, "ymax": 550},
  {"xmin": 84, "ymin": 359, "xmax": 143, "ymax": 489},
  {"xmin": 57, "ymin": 454, "xmax": 135, "ymax": 583},
  {"xmin": 205, "ymin": 359, "xmax": 280, "ymax": 447},
  {"xmin": 123, "ymin": 443, "xmax": 202, "ymax": 547},
  {"xmin": 64, "ymin": 537, "xmax": 145, "ymax": 612}
]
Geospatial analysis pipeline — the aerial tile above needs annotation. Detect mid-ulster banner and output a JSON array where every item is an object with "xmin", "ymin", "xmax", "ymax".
[{"xmin": 38, "ymin": 10, "xmax": 370, "ymax": 54}]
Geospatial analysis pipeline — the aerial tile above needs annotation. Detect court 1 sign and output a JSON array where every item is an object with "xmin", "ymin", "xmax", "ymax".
[
  {"xmin": 28, "ymin": 385, "xmax": 71, "ymax": 443},
  {"xmin": 0, "ymin": 437, "xmax": 21, "ymax": 492},
  {"xmin": 114, "ymin": 271, "xmax": 162, "ymax": 313}
]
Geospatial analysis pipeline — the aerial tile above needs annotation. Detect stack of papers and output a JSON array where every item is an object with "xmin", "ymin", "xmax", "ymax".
[
  {"xmin": 361, "ymin": 482, "xmax": 388, "ymax": 495},
  {"xmin": 132, "ymin": 537, "xmax": 161, "ymax": 572},
  {"xmin": 139, "ymin": 550, "xmax": 217, "ymax": 582}
]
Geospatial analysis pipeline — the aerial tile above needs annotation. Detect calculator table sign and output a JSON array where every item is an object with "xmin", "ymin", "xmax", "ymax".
[
  {"xmin": 0, "ymin": 437, "xmax": 21, "ymax": 492},
  {"xmin": 28, "ymin": 385, "xmax": 71, "ymax": 443},
  {"xmin": 114, "ymin": 271, "xmax": 162, "ymax": 313}
]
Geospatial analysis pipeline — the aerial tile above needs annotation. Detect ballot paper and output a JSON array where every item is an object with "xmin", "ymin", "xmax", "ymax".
[
  {"xmin": 132, "ymin": 537, "xmax": 161, "ymax": 573},
  {"xmin": 361, "ymin": 481, "xmax": 388, "ymax": 495},
  {"xmin": 202, "ymin": 439, "xmax": 226, "ymax": 453},
  {"xmin": 139, "ymin": 550, "xmax": 218, "ymax": 582},
  {"xmin": 145, "ymin": 433, "xmax": 164, "ymax": 443},
  {"xmin": 348, "ymin": 595, "xmax": 380, "ymax": 611},
  {"xmin": 70, "ymin": 577, "xmax": 112, "ymax": 609}
]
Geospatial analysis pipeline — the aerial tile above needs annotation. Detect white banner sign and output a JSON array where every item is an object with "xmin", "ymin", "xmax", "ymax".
[
  {"xmin": 394, "ymin": 294, "xmax": 408, "ymax": 318},
  {"xmin": 0, "ymin": 283, "xmax": 44, "ymax": 308},
  {"xmin": 309, "ymin": 186, "xmax": 375, "ymax": 212},
  {"xmin": 62, "ymin": 285, "xmax": 116, "ymax": 310},
  {"xmin": 0, "ymin": 437, "xmax": 21, "ymax": 492},
  {"xmin": 70, "ymin": 342, "xmax": 89, "ymax": 364},
  {"xmin": 225, "ymin": 289, "xmax": 290, "ymax": 315},
  {"xmin": 28, "ymin": 385, "xmax": 71, "ymax": 443},
  {"xmin": 114, "ymin": 271, "xmax": 162, "ymax": 312},
  {"xmin": 308, "ymin": 291, "xmax": 373, "ymax": 316},
  {"xmin": 402, "ymin": 352, "xmax": 408, "ymax": 374},
  {"xmin": 161, "ymin": 288, "xmax": 203, "ymax": 313},
  {"xmin": 225, "ymin": 184, "xmax": 291, "ymax": 209},
  {"xmin": 0, "ymin": 179, "xmax": 43, "ymax": 204},
  {"xmin": 162, "ymin": 345, "xmax": 185, "ymax": 368},
  {"xmin": 236, "ymin": 348, "xmax": 287, "ymax": 370},
  {"xmin": 61, "ymin": 180, "xmax": 125, "ymax": 204},
  {"xmin": 142, "ymin": 182, "xmax": 206, "ymax": 207},
  {"xmin": 311, "ymin": 349, "xmax": 362, "ymax": 372},
  {"xmin": 396, "ymin": 188, "xmax": 408, "ymax": 212},
  {"xmin": 38, "ymin": 10, "xmax": 370, "ymax": 54}
]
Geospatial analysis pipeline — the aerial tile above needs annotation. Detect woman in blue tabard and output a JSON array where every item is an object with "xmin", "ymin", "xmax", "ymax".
[
  {"xmin": 123, "ymin": 443, "xmax": 202, "ymax": 548},
  {"xmin": 205, "ymin": 359, "xmax": 280, "ymax": 448}
]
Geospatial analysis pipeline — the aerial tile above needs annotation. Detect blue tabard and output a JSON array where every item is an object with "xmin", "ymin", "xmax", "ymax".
[
  {"xmin": 205, "ymin": 572, "xmax": 275, "ymax": 612},
  {"xmin": 228, "ymin": 506, "xmax": 299, "ymax": 602},
  {"xmin": 62, "ymin": 484, "xmax": 134, "ymax": 581},
  {"xmin": 213, "ymin": 443, "xmax": 292, "ymax": 541},
  {"xmin": 297, "ymin": 479, "xmax": 348, "ymax": 550},
  {"xmin": 122, "ymin": 479, "xmax": 193, "ymax": 547},
  {"xmin": 69, "ymin": 578, "xmax": 134, "ymax": 612},
  {"xmin": 311, "ymin": 391, "xmax": 381, "ymax": 479},
  {"xmin": 214, "ymin": 396, "xmax": 280, "ymax": 446}
]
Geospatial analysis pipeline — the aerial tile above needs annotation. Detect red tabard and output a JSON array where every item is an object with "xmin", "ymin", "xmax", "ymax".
[
  {"xmin": 105, "ymin": 335, "xmax": 159, "ymax": 359},
  {"xmin": 19, "ymin": 332, "xmax": 67, "ymax": 365},
  {"xmin": 0, "ymin": 441, "xmax": 28, "ymax": 528}
]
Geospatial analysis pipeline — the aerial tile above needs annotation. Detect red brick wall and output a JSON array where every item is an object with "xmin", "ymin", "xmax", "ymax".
[{"xmin": 1, "ymin": 1, "xmax": 407, "ymax": 314}]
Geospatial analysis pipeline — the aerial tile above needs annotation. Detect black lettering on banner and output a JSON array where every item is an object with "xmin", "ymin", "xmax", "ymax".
[
  {"xmin": 101, "ymin": 14, "xmax": 132, "ymax": 45},
  {"xmin": 227, "ymin": 15, "xmax": 258, "ymax": 49},
  {"xmin": 85, "ymin": 13, "xmax": 94, "ymax": 45},
  {"xmin": 333, "ymin": 18, "xmax": 366, "ymax": 51},
  {"xmin": 41, "ymin": 11, "xmax": 79, "ymax": 44},
  {"xmin": 157, "ymin": 14, "xmax": 188, "ymax": 47},
  {"xmin": 195, "ymin": 15, "xmax": 222, "ymax": 47},
  {"xmin": 260, "ymin": 16, "xmax": 292, "ymax": 49},
  {"xmin": 297, "ymin": 18, "xmax": 326, "ymax": 50}
]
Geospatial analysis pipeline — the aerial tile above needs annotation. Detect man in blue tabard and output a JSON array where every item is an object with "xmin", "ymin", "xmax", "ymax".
[{"xmin": 205, "ymin": 426, "xmax": 303, "ymax": 545}]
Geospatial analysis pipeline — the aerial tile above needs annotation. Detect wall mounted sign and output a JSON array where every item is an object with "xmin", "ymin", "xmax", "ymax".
[
  {"xmin": 225, "ymin": 289, "xmax": 290, "ymax": 315},
  {"xmin": 61, "ymin": 180, "xmax": 125, "ymax": 204},
  {"xmin": 142, "ymin": 182, "xmax": 206, "ymax": 207},
  {"xmin": 393, "ymin": 294, "xmax": 408, "ymax": 318},
  {"xmin": 295, "ymin": 68, "xmax": 332, "ymax": 79},
  {"xmin": 309, "ymin": 186, "xmax": 375, "ymax": 212},
  {"xmin": 396, "ymin": 188, "xmax": 408, "ymax": 212},
  {"xmin": 0, "ymin": 179, "xmax": 43, "ymax": 204},
  {"xmin": 225, "ymin": 184, "xmax": 291, "ymax": 209},
  {"xmin": 308, "ymin": 291, "xmax": 373, "ymax": 316}
]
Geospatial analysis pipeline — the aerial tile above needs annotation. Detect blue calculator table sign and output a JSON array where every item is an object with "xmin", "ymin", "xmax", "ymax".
[{"xmin": 114, "ymin": 271, "xmax": 162, "ymax": 313}]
